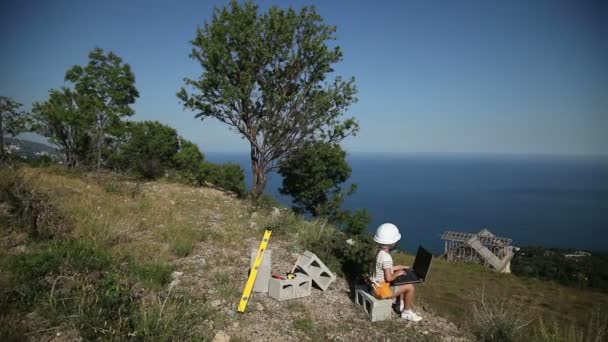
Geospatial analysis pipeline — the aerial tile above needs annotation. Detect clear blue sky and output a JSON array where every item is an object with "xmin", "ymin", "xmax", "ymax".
[{"xmin": 1, "ymin": 0, "xmax": 606, "ymax": 155}]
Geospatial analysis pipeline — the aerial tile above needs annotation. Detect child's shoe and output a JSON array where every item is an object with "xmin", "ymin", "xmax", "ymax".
[{"xmin": 401, "ymin": 309, "xmax": 422, "ymax": 322}]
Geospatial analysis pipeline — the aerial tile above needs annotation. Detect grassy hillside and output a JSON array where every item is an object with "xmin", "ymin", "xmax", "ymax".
[
  {"xmin": 1, "ymin": 165, "xmax": 606, "ymax": 341},
  {"xmin": 394, "ymin": 254, "xmax": 608, "ymax": 332}
]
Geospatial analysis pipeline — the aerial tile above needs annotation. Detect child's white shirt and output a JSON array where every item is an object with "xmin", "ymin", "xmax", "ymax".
[{"xmin": 373, "ymin": 249, "xmax": 393, "ymax": 283}]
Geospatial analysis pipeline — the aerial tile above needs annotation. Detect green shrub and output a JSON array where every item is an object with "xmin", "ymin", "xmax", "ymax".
[
  {"xmin": 253, "ymin": 193, "xmax": 284, "ymax": 210},
  {"xmin": 131, "ymin": 261, "xmax": 173, "ymax": 289},
  {"xmin": 306, "ymin": 231, "xmax": 376, "ymax": 284},
  {"xmin": 204, "ymin": 162, "xmax": 246, "ymax": 197},
  {"xmin": 5, "ymin": 240, "xmax": 112, "ymax": 307},
  {"xmin": 469, "ymin": 294, "xmax": 530, "ymax": 342}
]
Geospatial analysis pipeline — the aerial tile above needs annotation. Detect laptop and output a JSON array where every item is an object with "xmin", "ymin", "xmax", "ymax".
[{"xmin": 390, "ymin": 246, "xmax": 433, "ymax": 285}]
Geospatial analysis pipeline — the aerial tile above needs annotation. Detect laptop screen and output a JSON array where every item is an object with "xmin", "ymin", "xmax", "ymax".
[{"xmin": 412, "ymin": 246, "xmax": 433, "ymax": 280}]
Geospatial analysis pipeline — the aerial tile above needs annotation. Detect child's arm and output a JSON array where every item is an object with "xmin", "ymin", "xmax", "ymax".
[{"xmin": 383, "ymin": 267, "xmax": 406, "ymax": 282}]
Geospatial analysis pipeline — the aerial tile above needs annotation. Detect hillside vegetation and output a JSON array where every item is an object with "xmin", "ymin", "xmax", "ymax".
[{"xmin": 1, "ymin": 165, "xmax": 607, "ymax": 341}]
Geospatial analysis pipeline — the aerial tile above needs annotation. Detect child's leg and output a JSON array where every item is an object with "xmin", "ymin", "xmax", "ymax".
[{"xmin": 392, "ymin": 284, "xmax": 415, "ymax": 310}]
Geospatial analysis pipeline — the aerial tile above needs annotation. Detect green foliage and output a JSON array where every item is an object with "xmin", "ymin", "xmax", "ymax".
[
  {"xmin": 134, "ymin": 293, "xmax": 213, "ymax": 340},
  {"xmin": 164, "ymin": 224, "xmax": 205, "ymax": 258},
  {"xmin": 0, "ymin": 96, "xmax": 32, "ymax": 158},
  {"xmin": 173, "ymin": 138, "xmax": 205, "ymax": 184},
  {"xmin": 32, "ymin": 88, "xmax": 94, "ymax": 167},
  {"xmin": 293, "ymin": 318, "xmax": 314, "ymax": 331},
  {"xmin": 203, "ymin": 162, "xmax": 246, "ymax": 197},
  {"xmin": 119, "ymin": 121, "xmax": 180, "ymax": 179},
  {"xmin": 179, "ymin": 0, "xmax": 358, "ymax": 197},
  {"xmin": 279, "ymin": 141, "xmax": 353, "ymax": 217},
  {"xmin": 301, "ymin": 223, "xmax": 376, "ymax": 284},
  {"xmin": 334, "ymin": 208, "xmax": 372, "ymax": 236},
  {"xmin": 469, "ymin": 295, "xmax": 529, "ymax": 342},
  {"xmin": 512, "ymin": 246, "xmax": 608, "ymax": 293},
  {"xmin": 214, "ymin": 271, "xmax": 239, "ymax": 301},
  {"xmin": 65, "ymin": 47, "xmax": 139, "ymax": 168},
  {"xmin": 278, "ymin": 141, "xmax": 371, "ymax": 237},
  {"xmin": 4, "ymin": 240, "xmax": 113, "ymax": 308},
  {"xmin": 253, "ymin": 193, "xmax": 284, "ymax": 210},
  {"xmin": 131, "ymin": 261, "xmax": 173, "ymax": 289}
]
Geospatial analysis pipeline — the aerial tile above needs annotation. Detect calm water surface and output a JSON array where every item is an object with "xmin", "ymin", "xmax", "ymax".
[{"xmin": 206, "ymin": 152, "xmax": 608, "ymax": 254}]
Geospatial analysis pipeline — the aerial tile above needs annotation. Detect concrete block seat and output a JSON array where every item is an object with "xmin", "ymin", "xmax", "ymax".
[{"xmin": 354, "ymin": 285, "xmax": 393, "ymax": 322}]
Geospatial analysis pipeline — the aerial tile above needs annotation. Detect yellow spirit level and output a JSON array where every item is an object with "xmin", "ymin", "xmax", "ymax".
[{"xmin": 237, "ymin": 228, "xmax": 272, "ymax": 313}]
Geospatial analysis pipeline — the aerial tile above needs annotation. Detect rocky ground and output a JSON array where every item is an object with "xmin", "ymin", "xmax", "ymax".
[{"xmin": 172, "ymin": 235, "xmax": 469, "ymax": 341}]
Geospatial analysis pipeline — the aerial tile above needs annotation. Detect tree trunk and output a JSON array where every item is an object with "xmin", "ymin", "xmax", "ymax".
[{"xmin": 250, "ymin": 143, "xmax": 267, "ymax": 199}]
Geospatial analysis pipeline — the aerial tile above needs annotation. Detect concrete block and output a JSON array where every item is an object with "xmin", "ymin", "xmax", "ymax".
[
  {"xmin": 250, "ymin": 248, "xmax": 272, "ymax": 293},
  {"xmin": 268, "ymin": 273, "xmax": 312, "ymax": 301},
  {"xmin": 354, "ymin": 286, "xmax": 393, "ymax": 322},
  {"xmin": 295, "ymin": 250, "xmax": 336, "ymax": 291}
]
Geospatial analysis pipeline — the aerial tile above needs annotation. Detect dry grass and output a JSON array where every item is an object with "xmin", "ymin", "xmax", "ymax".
[{"xmin": 15, "ymin": 166, "xmax": 262, "ymax": 265}]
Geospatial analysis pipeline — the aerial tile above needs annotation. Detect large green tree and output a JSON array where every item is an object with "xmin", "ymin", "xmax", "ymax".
[
  {"xmin": 32, "ymin": 88, "xmax": 94, "ymax": 167},
  {"xmin": 0, "ymin": 96, "xmax": 30, "ymax": 158},
  {"xmin": 178, "ymin": 1, "xmax": 358, "ymax": 198},
  {"xmin": 120, "ymin": 121, "xmax": 180, "ymax": 179},
  {"xmin": 65, "ymin": 48, "xmax": 139, "ymax": 169}
]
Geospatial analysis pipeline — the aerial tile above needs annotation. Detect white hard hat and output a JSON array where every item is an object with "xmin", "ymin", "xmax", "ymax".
[{"xmin": 373, "ymin": 223, "xmax": 401, "ymax": 244}]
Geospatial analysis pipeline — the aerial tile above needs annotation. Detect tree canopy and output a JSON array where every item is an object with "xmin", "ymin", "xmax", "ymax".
[
  {"xmin": 178, "ymin": 0, "xmax": 358, "ymax": 198},
  {"xmin": 120, "ymin": 121, "xmax": 180, "ymax": 179},
  {"xmin": 32, "ymin": 88, "xmax": 94, "ymax": 167},
  {"xmin": 65, "ymin": 48, "xmax": 139, "ymax": 169},
  {"xmin": 0, "ymin": 96, "xmax": 31, "ymax": 158},
  {"xmin": 279, "ymin": 141, "xmax": 353, "ymax": 217}
]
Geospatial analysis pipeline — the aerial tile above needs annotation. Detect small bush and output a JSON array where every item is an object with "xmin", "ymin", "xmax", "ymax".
[
  {"xmin": 203, "ymin": 162, "xmax": 246, "ymax": 197},
  {"xmin": 131, "ymin": 261, "xmax": 173, "ymax": 289},
  {"xmin": 470, "ymin": 293, "xmax": 530, "ymax": 342}
]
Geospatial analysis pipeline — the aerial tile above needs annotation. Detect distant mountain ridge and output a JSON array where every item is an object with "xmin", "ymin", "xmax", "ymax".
[{"xmin": 3, "ymin": 137, "xmax": 61, "ymax": 159}]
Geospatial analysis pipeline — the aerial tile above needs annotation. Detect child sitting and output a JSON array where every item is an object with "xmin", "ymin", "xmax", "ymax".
[{"xmin": 371, "ymin": 223, "xmax": 422, "ymax": 322}]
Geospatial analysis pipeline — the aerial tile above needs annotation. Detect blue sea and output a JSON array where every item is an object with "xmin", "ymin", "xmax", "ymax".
[{"xmin": 206, "ymin": 152, "xmax": 608, "ymax": 254}]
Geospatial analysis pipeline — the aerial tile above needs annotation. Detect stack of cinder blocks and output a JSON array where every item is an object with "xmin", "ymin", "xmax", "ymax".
[
  {"xmin": 294, "ymin": 250, "xmax": 337, "ymax": 291},
  {"xmin": 354, "ymin": 285, "xmax": 393, "ymax": 322},
  {"xmin": 255, "ymin": 250, "xmax": 336, "ymax": 301}
]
